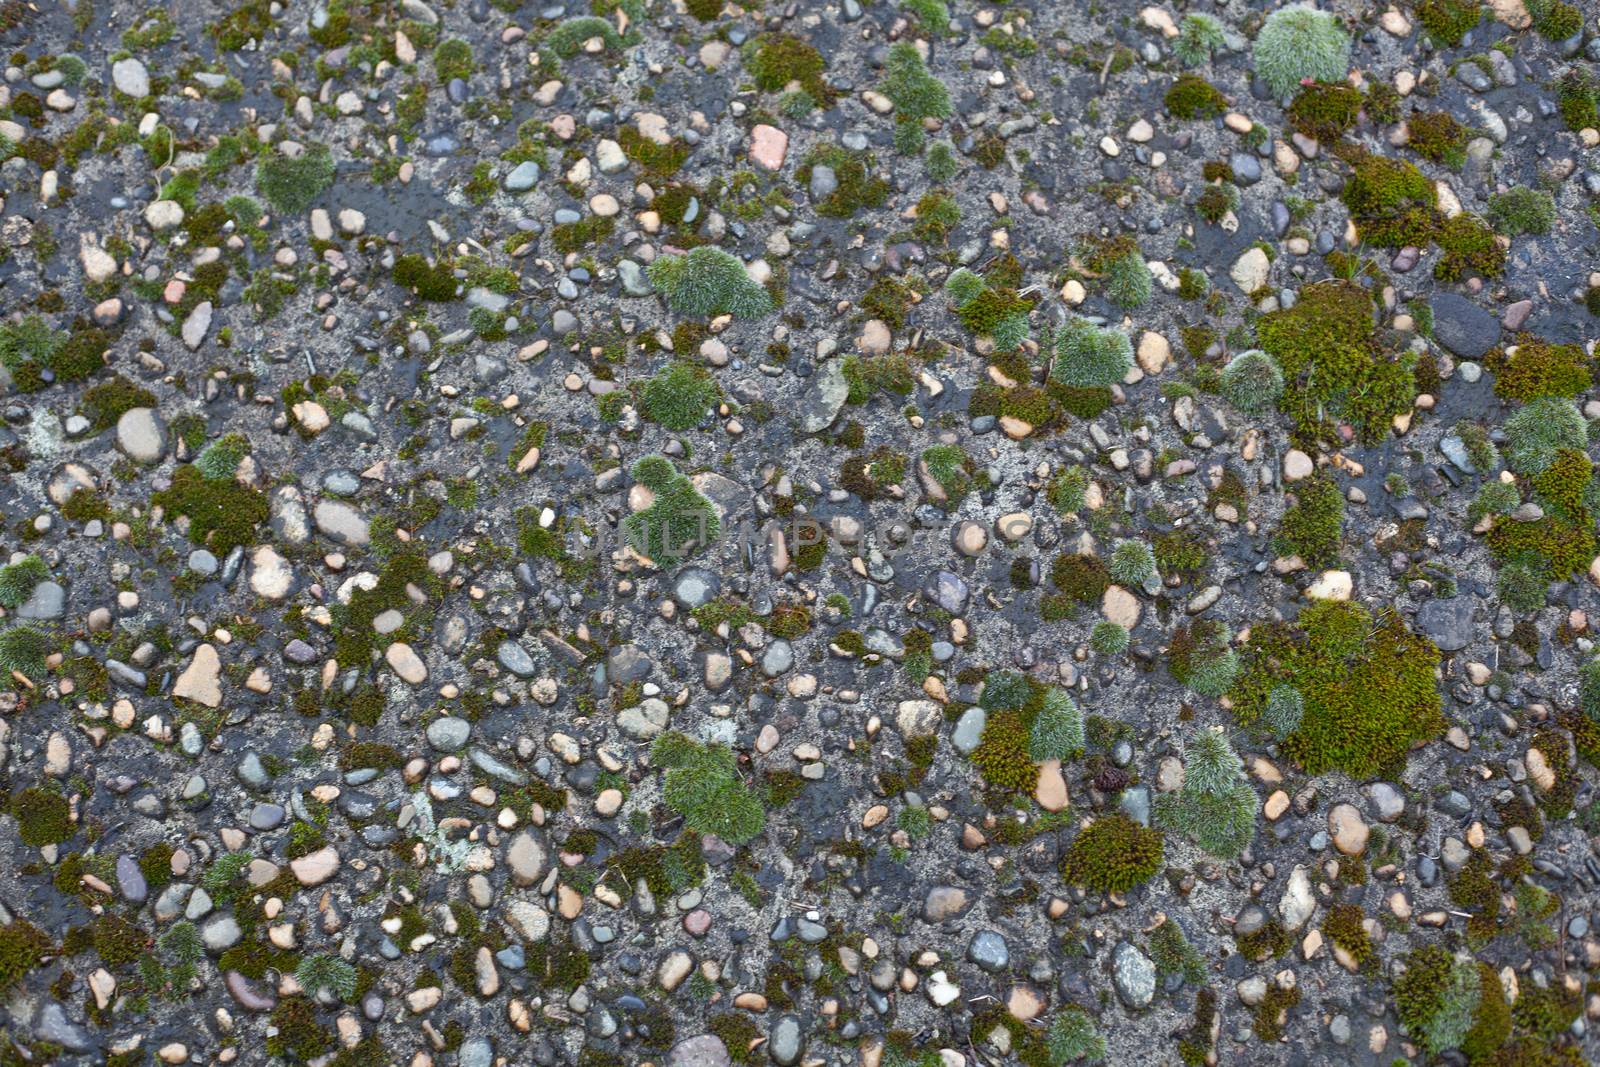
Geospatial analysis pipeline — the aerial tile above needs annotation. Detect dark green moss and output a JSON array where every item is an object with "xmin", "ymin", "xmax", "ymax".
[
  {"xmin": 1275, "ymin": 473, "xmax": 1343, "ymax": 566},
  {"xmin": 11, "ymin": 787, "xmax": 72, "ymax": 847},
  {"xmin": 1164, "ymin": 74, "xmax": 1227, "ymax": 120},
  {"xmin": 1058, "ymin": 814, "xmax": 1164, "ymax": 893},
  {"xmin": 1287, "ymin": 82, "xmax": 1363, "ymax": 140},
  {"xmin": 1341, "ymin": 155, "xmax": 1437, "ymax": 248},
  {"xmin": 152, "ymin": 465, "xmax": 269, "ymax": 556},
  {"xmin": 1434, "ymin": 213, "xmax": 1504, "ymax": 281},
  {"xmin": 1414, "ymin": 0, "xmax": 1482, "ymax": 44},
  {"xmin": 1257, "ymin": 280, "xmax": 1415, "ymax": 445},
  {"xmin": 1229, "ymin": 601, "xmax": 1442, "ymax": 777}
]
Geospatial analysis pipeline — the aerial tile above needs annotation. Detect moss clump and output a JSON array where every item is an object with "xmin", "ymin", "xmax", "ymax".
[
  {"xmin": 255, "ymin": 145, "xmax": 336, "ymax": 216},
  {"xmin": 1164, "ymin": 74, "xmax": 1227, "ymax": 119},
  {"xmin": 647, "ymin": 246, "xmax": 772, "ymax": 319},
  {"xmin": 1275, "ymin": 473, "xmax": 1343, "ymax": 566},
  {"xmin": 1167, "ymin": 619, "xmax": 1238, "ymax": 697},
  {"xmin": 1321, "ymin": 903, "xmax": 1372, "ymax": 964},
  {"xmin": 623, "ymin": 455, "xmax": 719, "ymax": 564},
  {"xmin": 1050, "ymin": 552, "xmax": 1109, "ymax": 603},
  {"xmin": 946, "ymin": 268, "xmax": 1033, "ymax": 349},
  {"xmin": 749, "ymin": 34, "xmax": 834, "ymax": 106},
  {"xmin": 1219, "ymin": 349, "xmax": 1284, "ymax": 416},
  {"xmin": 80, "ymin": 376, "xmax": 156, "ymax": 433},
  {"xmin": 0, "ymin": 920, "xmax": 51, "ymax": 995},
  {"xmin": 1257, "ymin": 280, "xmax": 1414, "ymax": 445},
  {"xmin": 1415, "ymin": 0, "xmax": 1482, "ymax": 44},
  {"xmin": 971, "ymin": 709, "xmax": 1037, "ymax": 792},
  {"xmin": 1059, "ymin": 814, "xmax": 1164, "ymax": 893},
  {"xmin": 0, "ymin": 555, "xmax": 49, "ymax": 609},
  {"xmin": 545, "ymin": 16, "xmax": 625, "ymax": 57},
  {"xmin": 1173, "ymin": 11, "xmax": 1226, "ymax": 66},
  {"xmin": 1153, "ymin": 728, "xmax": 1257, "ymax": 859},
  {"xmin": 1487, "ymin": 336, "xmax": 1591, "ymax": 401},
  {"xmin": 1049, "ymin": 316, "xmax": 1132, "ymax": 388},
  {"xmin": 11, "ymin": 787, "xmax": 72, "ymax": 847},
  {"xmin": 1229, "ymin": 600, "xmax": 1442, "ymax": 776},
  {"xmin": 1287, "ymin": 82, "xmax": 1363, "ymax": 140},
  {"xmin": 1435, "ymin": 213, "xmax": 1504, "ymax": 281},
  {"xmin": 152, "ymin": 464, "xmax": 269, "ymax": 555},
  {"xmin": 880, "ymin": 41, "xmax": 951, "ymax": 122},
  {"xmin": 1084, "ymin": 235, "xmax": 1152, "ymax": 309},
  {"xmin": 1503, "ymin": 396, "xmax": 1588, "ymax": 475},
  {"xmin": 1530, "ymin": 0, "xmax": 1583, "ymax": 39},
  {"xmin": 640, "ymin": 362, "xmax": 719, "ymax": 431},
  {"xmin": 392, "ymin": 254, "xmax": 460, "ymax": 301},
  {"xmin": 1408, "ymin": 109, "xmax": 1470, "ymax": 168},
  {"xmin": 1555, "ymin": 69, "xmax": 1599, "ymax": 133},
  {"xmin": 650, "ymin": 732, "xmax": 765, "ymax": 844},
  {"xmin": 432, "ymin": 38, "xmax": 473, "ymax": 81},
  {"xmin": 1341, "ymin": 154, "xmax": 1437, "ymax": 248},
  {"xmin": 266, "ymin": 997, "xmax": 334, "ymax": 1061},
  {"xmin": 921, "ymin": 443, "xmax": 979, "ymax": 505},
  {"xmin": 1486, "ymin": 186, "xmax": 1556, "ymax": 237},
  {"xmin": 0, "ymin": 626, "xmax": 54, "ymax": 680},
  {"xmin": 195, "ymin": 432, "xmax": 251, "ymax": 481},
  {"xmin": 796, "ymin": 145, "xmax": 889, "ymax": 218},
  {"xmin": 1252, "ymin": 3, "xmax": 1351, "ymax": 98},
  {"xmin": 93, "ymin": 913, "xmax": 149, "ymax": 968},
  {"xmin": 0, "ymin": 317, "xmax": 109, "ymax": 393}
]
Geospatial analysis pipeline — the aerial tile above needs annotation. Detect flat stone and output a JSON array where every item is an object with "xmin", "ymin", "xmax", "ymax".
[
  {"xmin": 172, "ymin": 643, "xmax": 223, "ymax": 707},
  {"xmin": 385, "ymin": 641, "xmax": 428, "ymax": 684},
  {"xmin": 111, "ymin": 57, "xmax": 150, "ymax": 97},
  {"xmin": 116, "ymin": 408, "xmax": 166, "ymax": 464},
  {"xmin": 668, "ymin": 1035, "xmax": 731, "ymax": 1067},
  {"xmin": 289, "ymin": 846, "xmax": 341, "ymax": 885},
  {"xmin": 313, "ymin": 499, "xmax": 370, "ymax": 546},
  {"xmin": 1430, "ymin": 292, "xmax": 1499, "ymax": 359},
  {"xmin": 1416, "ymin": 597, "xmax": 1474, "ymax": 652},
  {"xmin": 1111, "ymin": 941, "xmax": 1155, "ymax": 1008},
  {"xmin": 749, "ymin": 124, "xmax": 788, "ymax": 170}
]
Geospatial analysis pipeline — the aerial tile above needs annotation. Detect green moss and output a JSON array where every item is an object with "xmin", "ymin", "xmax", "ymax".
[
  {"xmin": 545, "ymin": 16, "xmax": 625, "ymax": 58},
  {"xmin": 1556, "ymin": 69, "xmax": 1599, "ymax": 133},
  {"xmin": 640, "ymin": 361, "xmax": 719, "ymax": 431},
  {"xmin": 796, "ymin": 144, "xmax": 889, "ymax": 219},
  {"xmin": 91, "ymin": 912, "xmax": 148, "ymax": 968},
  {"xmin": 1530, "ymin": 0, "xmax": 1583, "ymax": 39},
  {"xmin": 432, "ymin": 38, "xmax": 473, "ymax": 81},
  {"xmin": 1167, "ymin": 619, "xmax": 1238, "ymax": 697},
  {"xmin": 1487, "ymin": 335, "xmax": 1591, "ymax": 400},
  {"xmin": 749, "ymin": 34, "xmax": 834, "ymax": 105},
  {"xmin": 11, "ymin": 785, "xmax": 72, "ymax": 848},
  {"xmin": 1050, "ymin": 316, "xmax": 1132, "ymax": 388},
  {"xmin": 0, "ymin": 920, "xmax": 51, "ymax": 995},
  {"xmin": 1341, "ymin": 155, "xmax": 1438, "ymax": 248},
  {"xmin": 623, "ymin": 455, "xmax": 719, "ymax": 564},
  {"xmin": 392, "ymin": 254, "xmax": 460, "ymax": 301},
  {"xmin": 880, "ymin": 41, "xmax": 950, "ymax": 122},
  {"xmin": 1408, "ymin": 109, "xmax": 1470, "ymax": 168},
  {"xmin": 1415, "ymin": 0, "xmax": 1482, "ymax": 44},
  {"xmin": 1165, "ymin": 74, "xmax": 1227, "ymax": 120},
  {"xmin": 1322, "ymin": 903, "xmax": 1373, "ymax": 964},
  {"xmin": 1486, "ymin": 186, "xmax": 1556, "ymax": 237},
  {"xmin": 1059, "ymin": 814, "xmax": 1164, "ymax": 893},
  {"xmin": 1257, "ymin": 280, "xmax": 1414, "ymax": 445},
  {"xmin": 1153, "ymin": 729, "xmax": 1257, "ymax": 859},
  {"xmin": 971, "ymin": 709, "xmax": 1036, "ymax": 791},
  {"xmin": 1084, "ymin": 235, "xmax": 1152, "ymax": 309},
  {"xmin": 255, "ymin": 145, "xmax": 335, "ymax": 216},
  {"xmin": 0, "ymin": 626, "xmax": 53, "ymax": 680},
  {"xmin": 1275, "ymin": 473, "xmax": 1343, "ymax": 565},
  {"xmin": 0, "ymin": 555, "xmax": 48, "ymax": 609},
  {"xmin": 1504, "ymin": 396, "xmax": 1588, "ymax": 474},
  {"xmin": 647, "ymin": 246, "xmax": 772, "ymax": 319},
  {"xmin": 1434, "ymin": 213, "xmax": 1504, "ymax": 281},
  {"xmin": 1050, "ymin": 552, "xmax": 1109, "ymax": 603},
  {"xmin": 152, "ymin": 465, "xmax": 269, "ymax": 555},
  {"xmin": 266, "ymin": 997, "xmax": 333, "ymax": 1061},
  {"xmin": 1286, "ymin": 81, "xmax": 1363, "ymax": 139},
  {"xmin": 651, "ymin": 732, "xmax": 765, "ymax": 844},
  {"xmin": 1252, "ymin": 3, "xmax": 1351, "ymax": 97},
  {"xmin": 1229, "ymin": 600, "xmax": 1442, "ymax": 776},
  {"xmin": 1486, "ymin": 514, "xmax": 1596, "ymax": 582}
]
